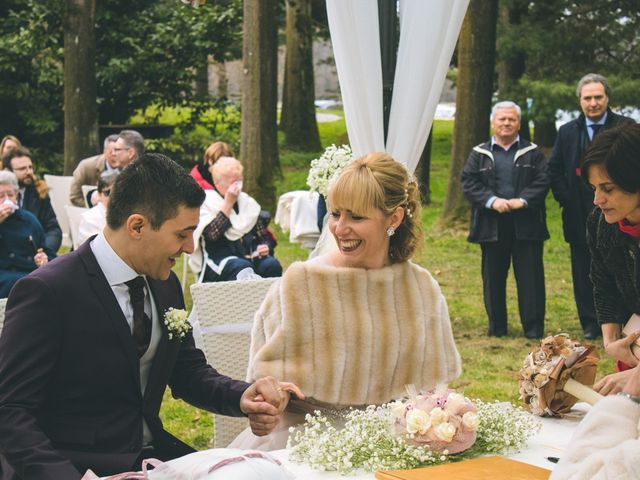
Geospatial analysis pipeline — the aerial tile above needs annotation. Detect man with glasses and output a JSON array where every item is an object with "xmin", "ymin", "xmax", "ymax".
[
  {"xmin": 4, "ymin": 146, "xmax": 62, "ymax": 253},
  {"xmin": 70, "ymin": 134, "xmax": 119, "ymax": 207},
  {"xmin": 112, "ymin": 130, "xmax": 145, "ymax": 171}
]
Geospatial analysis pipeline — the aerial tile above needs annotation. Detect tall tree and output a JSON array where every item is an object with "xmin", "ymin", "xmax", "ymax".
[
  {"xmin": 441, "ymin": 0, "xmax": 498, "ymax": 223},
  {"xmin": 280, "ymin": 0, "xmax": 321, "ymax": 151},
  {"xmin": 63, "ymin": 0, "xmax": 99, "ymax": 174},
  {"xmin": 240, "ymin": 0, "xmax": 280, "ymax": 211}
]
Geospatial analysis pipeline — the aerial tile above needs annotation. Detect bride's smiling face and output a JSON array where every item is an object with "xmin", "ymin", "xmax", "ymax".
[{"xmin": 328, "ymin": 207, "xmax": 391, "ymax": 269}]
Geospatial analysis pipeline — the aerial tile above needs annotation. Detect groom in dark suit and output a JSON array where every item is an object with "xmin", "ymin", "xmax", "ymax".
[{"xmin": 0, "ymin": 154, "xmax": 302, "ymax": 479}]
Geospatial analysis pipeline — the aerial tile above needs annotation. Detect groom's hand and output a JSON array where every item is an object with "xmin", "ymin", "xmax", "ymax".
[{"xmin": 240, "ymin": 376, "xmax": 305, "ymax": 436}]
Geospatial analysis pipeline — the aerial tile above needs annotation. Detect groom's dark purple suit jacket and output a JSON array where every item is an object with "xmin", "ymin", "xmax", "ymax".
[{"xmin": 0, "ymin": 240, "xmax": 250, "ymax": 479}]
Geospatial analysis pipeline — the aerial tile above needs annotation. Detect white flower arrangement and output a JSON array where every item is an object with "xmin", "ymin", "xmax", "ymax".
[
  {"xmin": 163, "ymin": 308, "xmax": 192, "ymax": 340},
  {"xmin": 306, "ymin": 144, "xmax": 353, "ymax": 197},
  {"xmin": 288, "ymin": 392, "xmax": 540, "ymax": 474}
]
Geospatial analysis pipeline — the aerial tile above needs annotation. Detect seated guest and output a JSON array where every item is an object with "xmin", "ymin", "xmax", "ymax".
[
  {"xmin": 0, "ymin": 135, "xmax": 21, "ymax": 168},
  {"xmin": 4, "ymin": 146, "xmax": 62, "ymax": 253},
  {"xmin": 550, "ymin": 358, "xmax": 640, "ymax": 479},
  {"xmin": 69, "ymin": 134, "xmax": 119, "ymax": 207},
  {"xmin": 230, "ymin": 152, "xmax": 462, "ymax": 450},
  {"xmin": 0, "ymin": 171, "xmax": 54, "ymax": 298},
  {"xmin": 190, "ymin": 156, "xmax": 282, "ymax": 282},
  {"xmin": 190, "ymin": 141, "xmax": 234, "ymax": 190},
  {"xmin": 77, "ymin": 171, "xmax": 119, "ymax": 245}
]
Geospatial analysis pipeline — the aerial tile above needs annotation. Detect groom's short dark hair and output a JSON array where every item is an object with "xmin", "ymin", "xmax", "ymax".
[{"xmin": 107, "ymin": 153, "xmax": 205, "ymax": 230}]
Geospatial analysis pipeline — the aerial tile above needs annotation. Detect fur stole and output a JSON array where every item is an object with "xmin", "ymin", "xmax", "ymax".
[{"xmin": 248, "ymin": 260, "xmax": 462, "ymax": 406}]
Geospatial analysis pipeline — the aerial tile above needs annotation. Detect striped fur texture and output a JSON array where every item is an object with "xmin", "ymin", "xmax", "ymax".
[{"xmin": 248, "ymin": 261, "xmax": 462, "ymax": 405}]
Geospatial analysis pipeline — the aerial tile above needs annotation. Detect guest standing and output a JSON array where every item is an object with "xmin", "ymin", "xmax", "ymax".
[
  {"xmin": 461, "ymin": 101, "xmax": 549, "ymax": 339},
  {"xmin": 548, "ymin": 73, "xmax": 635, "ymax": 339}
]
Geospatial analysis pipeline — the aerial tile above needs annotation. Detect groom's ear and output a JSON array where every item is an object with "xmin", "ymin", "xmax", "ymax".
[{"xmin": 126, "ymin": 214, "xmax": 146, "ymax": 239}]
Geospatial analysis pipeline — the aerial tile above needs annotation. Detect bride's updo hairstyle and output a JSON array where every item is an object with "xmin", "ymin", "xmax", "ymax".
[{"xmin": 327, "ymin": 152, "xmax": 422, "ymax": 263}]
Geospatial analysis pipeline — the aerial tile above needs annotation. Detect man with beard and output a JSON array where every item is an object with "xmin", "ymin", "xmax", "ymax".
[{"xmin": 4, "ymin": 147, "xmax": 62, "ymax": 253}]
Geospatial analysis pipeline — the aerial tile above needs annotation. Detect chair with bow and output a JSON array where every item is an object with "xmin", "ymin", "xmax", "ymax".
[{"xmin": 190, "ymin": 277, "xmax": 278, "ymax": 447}]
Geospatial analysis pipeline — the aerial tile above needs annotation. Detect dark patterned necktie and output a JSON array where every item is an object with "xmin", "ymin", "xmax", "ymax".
[
  {"xmin": 590, "ymin": 124, "xmax": 602, "ymax": 140},
  {"xmin": 125, "ymin": 276, "xmax": 152, "ymax": 357}
]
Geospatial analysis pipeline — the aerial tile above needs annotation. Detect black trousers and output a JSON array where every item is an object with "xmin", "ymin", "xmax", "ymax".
[
  {"xmin": 569, "ymin": 242, "xmax": 600, "ymax": 336},
  {"xmin": 481, "ymin": 215, "xmax": 545, "ymax": 338}
]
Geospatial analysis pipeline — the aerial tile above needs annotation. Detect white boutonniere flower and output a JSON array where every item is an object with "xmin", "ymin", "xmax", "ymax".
[{"xmin": 163, "ymin": 308, "xmax": 191, "ymax": 340}]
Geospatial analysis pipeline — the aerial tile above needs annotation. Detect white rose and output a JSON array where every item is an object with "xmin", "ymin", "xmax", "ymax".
[
  {"xmin": 390, "ymin": 401, "xmax": 407, "ymax": 419},
  {"xmin": 429, "ymin": 407, "xmax": 449, "ymax": 426},
  {"xmin": 444, "ymin": 393, "xmax": 466, "ymax": 414},
  {"xmin": 405, "ymin": 409, "xmax": 432, "ymax": 435},
  {"xmin": 433, "ymin": 422, "xmax": 456, "ymax": 442},
  {"xmin": 462, "ymin": 411, "xmax": 479, "ymax": 431}
]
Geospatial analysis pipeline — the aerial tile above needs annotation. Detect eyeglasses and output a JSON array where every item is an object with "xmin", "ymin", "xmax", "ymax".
[
  {"xmin": 113, "ymin": 147, "xmax": 130, "ymax": 153},
  {"xmin": 101, "ymin": 188, "xmax": 111, "ymax": 197},
  {"xmin": 12, "ymin": 165, "xmax": 33, "ymax": 172}
]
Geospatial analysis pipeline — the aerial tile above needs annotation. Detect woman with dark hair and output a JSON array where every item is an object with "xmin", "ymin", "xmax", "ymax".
[{"xmin": 580, "ymin": 123, "xmax": 640, "ymax": 381}]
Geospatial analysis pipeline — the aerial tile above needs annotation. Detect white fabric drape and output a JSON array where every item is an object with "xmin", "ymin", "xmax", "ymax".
[
  {"xmin": 326, "ymin": 0, "xmax": 469, "ymax": 174},
  {"xmin": 386, "ymin": 0, "xmax": 469, "ymax": 173},
  {"xmin": 325, "ymin": 0, "xmax": 385, "ymax": 158}
]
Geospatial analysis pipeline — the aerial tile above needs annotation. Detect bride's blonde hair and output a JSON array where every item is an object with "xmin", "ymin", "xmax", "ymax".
[{"xmin": 327, "ymin": 152, "xmax": 422, "ymax": 263}]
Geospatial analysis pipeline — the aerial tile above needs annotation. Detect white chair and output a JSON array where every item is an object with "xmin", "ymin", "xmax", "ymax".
[
  {"xmin": 65, "ymin": 205, "xmax": 89, "ymax": 251},
  {"xmin": 0, "ymin": 298, "xmax": 8, "ymax": 335},
  {"xmin": 81, "ymin": 184, "xmax": 97, "ymax": 208},
  {"xmin": 190, "ymin": 277, "xmax": 278, "ymax": 447},
  {"xmin": 43, "ymin": 174, "xmax": 74, "ymax": 248}
]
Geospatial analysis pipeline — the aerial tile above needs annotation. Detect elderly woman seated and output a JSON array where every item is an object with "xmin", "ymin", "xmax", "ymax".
[
  {"xmin": 230, "ymin": 152, "xmax": 462, "ymax": 450},
  {"xmin": 77, "ymin": 171, "xmax": 119, "ymax": 245},
  {"xmin": 0, "ymin": 171, "xmax": 54, "ymax": 298},
  {"xmin": 190, "ymin": 156, "xmax": 282, "ymax": 282}
]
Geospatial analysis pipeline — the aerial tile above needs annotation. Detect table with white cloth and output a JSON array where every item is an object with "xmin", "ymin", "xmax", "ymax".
[{"xmin": 267, "ymin": 403, "xmax": 590, "ymax": 479}]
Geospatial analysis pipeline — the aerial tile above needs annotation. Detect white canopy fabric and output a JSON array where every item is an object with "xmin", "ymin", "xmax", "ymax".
[{"xmin": 326, "ymin": 0, "xmax": 469, "ymax": 174}]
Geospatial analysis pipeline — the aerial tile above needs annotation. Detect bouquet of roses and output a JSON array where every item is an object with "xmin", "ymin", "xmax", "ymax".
[
  {"xmin": 390, "ymin": 385, "xmax": 478, "ymax": 454},
  {"xmin": 306, "ymin": 144, "xmax": 353, "ymax": 197}
]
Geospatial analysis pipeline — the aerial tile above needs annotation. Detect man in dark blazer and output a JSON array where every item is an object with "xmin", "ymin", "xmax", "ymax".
[
  {"xmin": 548, "ymin": 73, "xmax": 635, "ymax": 340},
  {"xmin": 4, "ymin": 146, "xmax": 62, "ymax": 253},
  {"xmin": 0, "ymin": 153, "xmax": 302, "ymax": 479}
]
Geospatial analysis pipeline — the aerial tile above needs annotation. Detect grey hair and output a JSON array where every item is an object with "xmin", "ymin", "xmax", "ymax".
[
  {"xmin": 117, "ymin": 130, "xmax": 145, "ymax": 159},
  {"xmin": 0, "ymin": 170, "xmax": 19, "ymax": 192},
  {"xmin": 103, "ymin": 134, "xmax": 119, "ymax": 150},
  {"xmin": 576, "ymin": 73, "xmax": 611, "ymax": 99},
  {"xmin": 491, "ymin": 101, "xmax": 521, "ymax": 120}
]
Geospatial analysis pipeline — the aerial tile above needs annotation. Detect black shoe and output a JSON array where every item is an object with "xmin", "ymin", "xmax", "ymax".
[{"xmin": 584, "ymin": 331, "xmax": 601, "ymax": 340}]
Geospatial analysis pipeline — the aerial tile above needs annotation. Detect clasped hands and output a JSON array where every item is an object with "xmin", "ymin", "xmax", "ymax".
[
  {"xmin": 594, "ymin": 330, "xmax": 640, "ymax": 395},
  {"xmin": 492, "ymin": 198, "xmax": 525, "ymax": 213},
  {"xmin": 240, "ymin": 376, "xmax": 305, "ymax": 436}
]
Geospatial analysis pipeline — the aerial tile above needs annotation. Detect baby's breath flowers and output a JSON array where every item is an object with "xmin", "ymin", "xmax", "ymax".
[
  {"xmin": 288, "ymin": 397, "xmax": 540, "ymax": 474},
  {"xmin": 306, "ymin": 144, "xmax": 353, "ymax": 197},
  {"xmin": 163, "ymin": 308, "xmax": 191, "ymax": 340}
]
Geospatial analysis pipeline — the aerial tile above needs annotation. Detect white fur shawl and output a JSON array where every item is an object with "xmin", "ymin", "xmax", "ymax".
[
  {"xmin": 550, "ymin": 395, "xmax": 640, "ymax": 480},
  {"xmin": 248, "ymin": 260, "xmax": 462, "ymax": 406}
]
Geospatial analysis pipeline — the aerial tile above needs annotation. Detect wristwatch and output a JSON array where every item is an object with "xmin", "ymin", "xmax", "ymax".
[{"xmin": 617, "ymin": 392, "xmax": 640, "ymax": 405}]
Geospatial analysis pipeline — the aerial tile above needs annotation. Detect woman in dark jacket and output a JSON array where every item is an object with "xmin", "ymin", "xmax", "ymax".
[{"xmin": 582, "ymin": 123, "xmax": 640, "ymax": 378}]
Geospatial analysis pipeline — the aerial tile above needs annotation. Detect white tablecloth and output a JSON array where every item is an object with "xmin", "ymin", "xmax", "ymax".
[{"xmin": 269, "ymin": 403, "xmax": 590, "ymax": 479}]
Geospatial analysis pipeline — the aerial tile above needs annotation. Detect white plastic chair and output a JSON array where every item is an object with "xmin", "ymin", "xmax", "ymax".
[
  {"xmin": 65, "ymin": 205, "xmax": 90, "ymax": 251},
  {"xmin": 190, "ymin": 277, "xmax": 278, "ymax": 447},
  {"xmin": 0, "ymin": 298, "xmax": 8, "ymax": 335},
  {"xmin": 43, "ymin": 174, "xmax": 74, "ymax": 248},
  {"xmin": 81, "ymin": 184, "xmax": 97, "ymax": 208}
]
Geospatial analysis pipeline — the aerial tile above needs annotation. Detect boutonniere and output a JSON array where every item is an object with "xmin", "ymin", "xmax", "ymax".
[{"xmin": 163, "ymin": 308, "xmax": 192, "ymax": 340}]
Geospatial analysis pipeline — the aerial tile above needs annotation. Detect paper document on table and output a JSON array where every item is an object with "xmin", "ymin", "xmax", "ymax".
[{"xmin": 375, "ymin": 456, "xmax": 550, "ymax": 480}]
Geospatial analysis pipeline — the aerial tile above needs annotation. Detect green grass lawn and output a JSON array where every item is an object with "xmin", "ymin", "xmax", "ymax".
[{"xmin": 161, "ymin": 113, "xmax": 614, "ymax": 449}]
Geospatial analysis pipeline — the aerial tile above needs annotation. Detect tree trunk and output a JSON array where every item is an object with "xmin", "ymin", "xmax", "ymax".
[
  {"xmin": 280, "ymin": 0, "xmax": 321, "ymax": 151},
  {"xmin": 533, "ymin": 118, "xmax": 557, "ymax": 148},
  {"xmin": 240, "ymin": 0, "xmax": 280, "ymax": 211},
  {"xmin": 497, "ymin": 0, "xmax": 529, "ymax": 140},
  {"xmin": 63, "ymin": 0, "xmax": 98, "ymax": 175},
  {"xmin": 415, "ymin": 127, "xmax": 433, "ymax": 205},
  {"xmin": 442, "ymin": 0, "xmax": 498, "ymax": 223},
  {"xmin": 215, "ymin": 62, "xmax": 228, "ymax": 100},
  {"xmin": 195, "ymin": 59, "xmax": 209, "ymax": 98}
]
